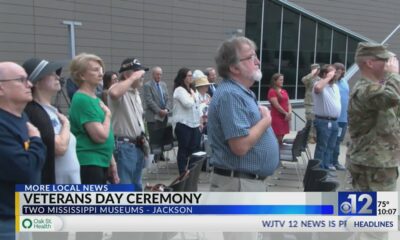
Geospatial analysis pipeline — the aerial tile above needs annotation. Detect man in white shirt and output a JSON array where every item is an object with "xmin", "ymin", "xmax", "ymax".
[{"xmin": 312, "ymin": 64, "xmax": 341, "ymax": 171}]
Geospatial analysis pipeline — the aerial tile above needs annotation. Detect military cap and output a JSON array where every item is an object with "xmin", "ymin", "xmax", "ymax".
[{"xmin": 355, "ymin": 42, "xmax": 394, "ymax": 59}]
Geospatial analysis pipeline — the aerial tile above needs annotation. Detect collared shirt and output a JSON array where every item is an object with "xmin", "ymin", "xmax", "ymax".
[
  {"xmin": 172, "ymin": 86, "xmax": 201, "ymax": 128},
  {"xmin": 108, "ymin": 87, "xmax": 145, "ymax": 138},
  {"xmin": 312, "ymin": 82, "xmax": 341, "ymax": 118},
  {"xmin": 152, "ymin": 80, "xmax": 166, "ymax": 108},
  {"xmin": 208, "ymin": 79, "xmax": 279, "ymax": 177}
]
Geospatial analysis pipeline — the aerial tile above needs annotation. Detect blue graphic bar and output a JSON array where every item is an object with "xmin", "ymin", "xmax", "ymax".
[
  {"xmin": 16, "ymin": 184, "xmax": 135, "ymax": 192},
  {"xmin": 22, "ymin": 205, "xmax": 334, "ymax": 215}
]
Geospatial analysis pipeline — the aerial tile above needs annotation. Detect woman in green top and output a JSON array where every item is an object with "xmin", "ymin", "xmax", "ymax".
[{"xmin": 69, "ymin": 53, "xmax": 119, "ymax": 184}]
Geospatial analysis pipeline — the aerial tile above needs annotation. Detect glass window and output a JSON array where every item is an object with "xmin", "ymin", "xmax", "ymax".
[
  {"xmin": 280, "ymin": 8, "xmax": 299, "ymax": 100},
  {"xmin": 316, "ymin": 23, "xmax": 332, "ymax": 64},
  {"xmin": 245, "ymin": 0, "xmax": 263, "ymax": 48},
  {"xmin": 347, "ymin": 37, "xmax": 359, "ymax": 68},
  {"xmin": 332, "ymin": 31, "xmax": 347, "ymax": 65},
  {"xmin": 297, "ymin": 16, "xmax": 316, "ymax": 100},
  {"xmin": 252, "ymin": 0, "xmax": 281, "ymax": 101},
  {"xmin": 245, "ymin": 0, "xmax": 365, "ymax": 101}
]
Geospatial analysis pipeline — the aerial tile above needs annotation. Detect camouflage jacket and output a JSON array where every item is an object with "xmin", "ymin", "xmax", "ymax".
[
  {"xmin": 347, "ymin": 72, "xmax": 400, "ymax": 168},
  {"xmin": 302, "ymin": 73, "xmax": 319, "ymax": 106}
]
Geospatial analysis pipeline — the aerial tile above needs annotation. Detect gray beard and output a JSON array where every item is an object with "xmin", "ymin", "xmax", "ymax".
[{"xmin": 253, "ymin": 69, "xmax": 262, "ymax": 82}]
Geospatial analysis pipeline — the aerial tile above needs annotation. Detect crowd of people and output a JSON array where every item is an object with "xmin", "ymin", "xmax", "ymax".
[{"xmin": 1, "ymin": 36, "xmax": 399, "ymax": 240}]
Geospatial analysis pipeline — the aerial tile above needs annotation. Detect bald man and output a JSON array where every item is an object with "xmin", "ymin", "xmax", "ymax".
[{"xmin": 0, "ymin": 62, "xmax": 46, "ymax": 240}]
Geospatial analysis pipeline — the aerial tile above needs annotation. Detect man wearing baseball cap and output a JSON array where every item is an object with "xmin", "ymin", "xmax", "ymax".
[
  {"xmin": 108, "ymin": 57, "xmax": 148, "ymax": 191},
  {"xmin": 347, "ymin": 42, "xmax": 399, "ymax": 240}
]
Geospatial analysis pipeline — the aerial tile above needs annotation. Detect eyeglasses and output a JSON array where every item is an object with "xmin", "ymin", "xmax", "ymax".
[
  {"xmin": 0, "ymin": 76, "xmax": 30, "ymax": 85},
  {"xmin": 371, "ymin": 58, "xmax": 388, "ymax": 63},
  {"xmin": 240, "ymin": 54, "xmax": 258, "ymax": 62}
]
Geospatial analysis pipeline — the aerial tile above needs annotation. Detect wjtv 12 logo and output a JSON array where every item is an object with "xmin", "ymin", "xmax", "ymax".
[{"xmin": 338, "ymin": 192, "xmax": 377, "ymax": 216}]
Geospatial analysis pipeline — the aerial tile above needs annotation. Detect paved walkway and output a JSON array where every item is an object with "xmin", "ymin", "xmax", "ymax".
[{"xmin": 64, "ymin": 136, "xmax": 400, "ymax": 240}]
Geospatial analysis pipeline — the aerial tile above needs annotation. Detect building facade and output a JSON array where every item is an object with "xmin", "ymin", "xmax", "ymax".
[
  {"xmin": 1, "ymin": 0, "xmax": 400, "ymax": 104},
  {"xmin": 0, "ymin": 0, "xmax": 246, "ymax": 104}
]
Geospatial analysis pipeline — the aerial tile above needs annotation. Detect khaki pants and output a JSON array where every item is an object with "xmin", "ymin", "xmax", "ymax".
[{"xmin": 210, "ymin": 173, "xmax": 266, "ymax": 240}]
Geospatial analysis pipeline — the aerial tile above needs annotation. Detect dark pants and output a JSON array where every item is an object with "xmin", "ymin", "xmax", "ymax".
[
  {"xmin": 174, "ymin": 122, "xmax": 201, "ymax": 175},
  {"xmin": 147, "ymin": 118, "xmax": 168, "ymax": 132},
  {"xmin": 147, "ymin": 119, "xmax": 168, "ymax": 161},
  {"xmin": 80, "ymin": 165, "xmax": 108, "ymax": 184}
]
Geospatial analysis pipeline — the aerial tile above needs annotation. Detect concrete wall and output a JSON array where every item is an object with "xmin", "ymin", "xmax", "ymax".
[{"xmin": 0, "ymin": 0, "xmax": 246, "ymax": 109}]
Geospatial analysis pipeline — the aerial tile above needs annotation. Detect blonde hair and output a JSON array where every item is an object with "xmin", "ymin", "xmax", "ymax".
[{"xmin": 69, "ymin": 53, "xmax": 104, "ymax": 86}]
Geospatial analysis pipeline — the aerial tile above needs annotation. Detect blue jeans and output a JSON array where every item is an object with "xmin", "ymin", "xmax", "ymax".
[
  {"xmin": 174, "ymin": 123, "xmax": 201, "ymax": 175},
  {"xmin": 115, "ymin": 141, "xmax": 144, "ymax": 191},
  {"xmin": 314, "ymin": 118, "xmax": 339, "ymax": 169},
  {"xmin": 332, "ymin": 122, "xmax": 347, "ymax": 165}
]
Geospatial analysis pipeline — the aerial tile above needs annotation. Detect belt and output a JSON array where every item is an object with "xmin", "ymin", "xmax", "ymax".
[
  {"xmin": 115, "ymin": 136, "xmax": 137, "ymax": 144},
  {"xmin": 213, "ymin": 167, "xmax": 266, "ymax": 181},
  {"xmin": 315, "ymin": 115, "xmax": 337, "ymax": 121}
]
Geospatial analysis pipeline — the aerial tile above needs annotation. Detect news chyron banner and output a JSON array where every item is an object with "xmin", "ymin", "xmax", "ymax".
[{"xmin": 16, "ymin": 185, "xmax": 398, "ymax": 232}]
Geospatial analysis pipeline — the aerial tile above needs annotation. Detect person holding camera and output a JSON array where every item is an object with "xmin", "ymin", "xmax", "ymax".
[
  {"xmin": 108, "ymin": 57, "xmax": 149, "ymax": 191},
  {"xmin": 23, "ymin": 58, "xmax": 80, "ymax": 185}
]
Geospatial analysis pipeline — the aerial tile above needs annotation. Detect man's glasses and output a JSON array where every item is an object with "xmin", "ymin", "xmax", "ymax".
[
  {"xmin": 239, "ymin": 54, "xmax": 258, "ymax": 62},
  {"xmin": 0, "ymin": 76, "xmax": 30, "ymax": 85},
  {"xmin": 371, "ymin": 58, "xmax": 388, "ymax": 63}
]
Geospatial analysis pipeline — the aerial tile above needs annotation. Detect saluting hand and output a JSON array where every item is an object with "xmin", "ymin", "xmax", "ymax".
[
  {"xmin": 326, "ymin": 69, "xmax": 336, "ymax": 80},
  {"xmin": 311, "ymin": 67, "xmax": 319, "ymax": 76},
  {"xmin": 385, "ymin": 56, "xmax": 399, "ymax": 74}
]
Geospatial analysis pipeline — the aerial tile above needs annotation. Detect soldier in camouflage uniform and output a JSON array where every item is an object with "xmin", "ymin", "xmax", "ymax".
[
  {"xmin": 301, "ymin": 63, "xmax": 320, "ymax": 142},
  {"xmin": 348, "ymin": 42, "xmax": 399, "ymax": 240}
]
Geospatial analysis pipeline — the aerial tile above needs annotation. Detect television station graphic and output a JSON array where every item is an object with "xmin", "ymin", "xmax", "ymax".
[{"xmin": 15, "ymin": 184, "xmax": 398, "ymax": 233}]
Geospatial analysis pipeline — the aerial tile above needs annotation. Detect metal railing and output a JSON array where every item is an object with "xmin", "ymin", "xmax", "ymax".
[{"xmin": 260, "ymin": 99, "xmax": 306, "ymax": 131}]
